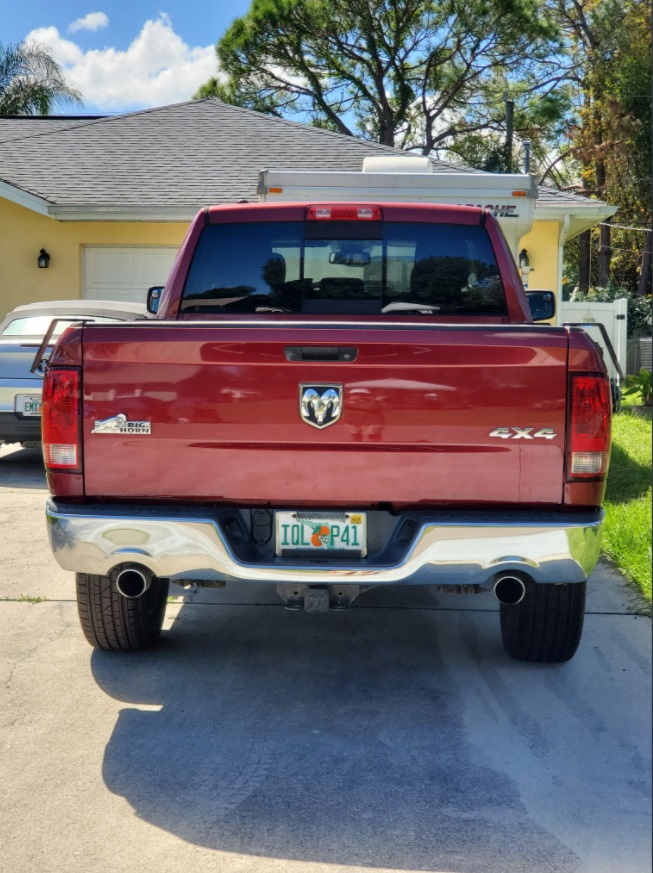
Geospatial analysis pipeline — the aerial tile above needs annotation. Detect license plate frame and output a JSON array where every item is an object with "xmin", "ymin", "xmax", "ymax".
[
  {"xmin": 14, "ymin": 394, "xmax": 42, "ymax": 417},
  {"xmin": 275, "ymin": 511, "xmax": 367, "ymax": 557}
]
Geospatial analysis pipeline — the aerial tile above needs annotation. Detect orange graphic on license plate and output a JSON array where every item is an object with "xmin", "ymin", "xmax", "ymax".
[{"xmin": 311, "ymin": 525, "xmax": 330, "ymax": 547}]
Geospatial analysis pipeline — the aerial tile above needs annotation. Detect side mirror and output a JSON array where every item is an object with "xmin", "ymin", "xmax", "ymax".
[
  {"xmin": 147, "ymin": 286, "xmax": 164, "ymax": 314},
  {"xmin": 526, "ymin": 290, "xmax": 556, "ymax": 322}
]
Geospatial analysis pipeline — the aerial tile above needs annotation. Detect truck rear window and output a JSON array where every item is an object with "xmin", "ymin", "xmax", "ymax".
[{"xmin": 180, "ymin": 221, "xmax": 507, "ymax": 316}]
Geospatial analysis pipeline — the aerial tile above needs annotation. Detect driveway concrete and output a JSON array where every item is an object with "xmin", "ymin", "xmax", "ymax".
[{"xmin": 0, "ymin": 444, "xmax": 650, "ymax": 873}]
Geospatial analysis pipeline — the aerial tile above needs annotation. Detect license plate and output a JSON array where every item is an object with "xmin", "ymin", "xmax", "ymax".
[
  {"xmin": 15, "ymin": 394, "xmax": 42, "ymax": 417},
  {"xmin": 276, "ymin": 511, "xmax": 367, "ymax": 556}
]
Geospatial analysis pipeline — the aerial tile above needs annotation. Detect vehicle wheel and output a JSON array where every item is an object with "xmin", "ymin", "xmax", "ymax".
[
  {"xmin": 610, "ymin": 377, "xmax": 622, "ymax": 413},
  {"xmin": 500, "ymin": 581, "xmax": 586, "ymax": 663},
  {"xmin": 76, "ymin": 569, "xmax": 169, "ymax": 651}
]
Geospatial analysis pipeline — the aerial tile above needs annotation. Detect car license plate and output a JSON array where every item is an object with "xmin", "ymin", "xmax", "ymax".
[
  {"xmin": 15, "ymin": 394, "xmax": 42, "ymax": 417},
  {"xmin": 276, "ymin": 511, "xmax": 367, "ymax": 556}
]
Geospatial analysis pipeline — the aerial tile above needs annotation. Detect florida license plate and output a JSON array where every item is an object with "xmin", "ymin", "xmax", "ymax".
[
  {"xmin": 15, "ymin": 394, "xmax": 42, "ymax": 417},
  {"xmin": 276, "ymin": 511, "xmax": 367, "ymax": 556}
]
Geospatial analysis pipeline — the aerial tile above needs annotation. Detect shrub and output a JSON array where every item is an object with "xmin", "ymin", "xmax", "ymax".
[
  {"xmin": 624, "ymin": 369, "xmax": 653, "ymax": 405},
  {"xmin": 562, "ymin": 284, "xmax": 652, "ymax": 336}
]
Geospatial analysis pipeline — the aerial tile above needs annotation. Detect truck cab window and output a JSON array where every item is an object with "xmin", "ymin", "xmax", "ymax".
[{"xmin": 180, "ymin": 221, "xmax": 506, "ymax": 316}]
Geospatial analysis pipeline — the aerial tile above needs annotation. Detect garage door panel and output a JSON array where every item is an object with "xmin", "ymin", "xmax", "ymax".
[
  {"xmin": 87, "ymin": 250, "xmax": 135, "ymax": 288},
  {"xmin": 84, "ymin": 246, "xmax": 178, "ymax": 303},
  {"xmin": 138, "ymin": 250, "xmax": 175, "ymax": 284}
]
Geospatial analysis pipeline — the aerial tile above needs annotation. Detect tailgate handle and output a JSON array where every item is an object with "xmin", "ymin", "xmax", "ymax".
[{"xmin": 285, "ymin": 346, "xmax": 358, "ymax": 362}]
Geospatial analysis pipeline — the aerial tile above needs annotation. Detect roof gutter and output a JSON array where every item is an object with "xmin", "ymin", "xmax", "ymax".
[
  {"xmin": 0, "ymin": 179, "xmax": 50, "ymax": 216},
  {"xmin": 0, "ymin": 181, "xmax": 200, "ymax": 221},
  {"xmin": 534, "ymin": 202, "xmax": 618, "ymax": 240},
  {"xmin": 47, "ymin": 205, "xmax": 200, "ymax": 222}
]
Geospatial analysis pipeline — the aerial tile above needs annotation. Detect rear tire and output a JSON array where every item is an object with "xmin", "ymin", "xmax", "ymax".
[
  {"xmin": 76, "ymin": 569, "xmax": 168, "ymax": 651},
  {"xmin": 500, "ymin": 581, "xmax": 586, "ymax": 663}
]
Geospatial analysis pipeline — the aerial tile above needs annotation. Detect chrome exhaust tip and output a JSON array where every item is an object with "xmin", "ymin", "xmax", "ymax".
[
  {"xmin": 493, "ymin": 574, "xmax": 526, "ymax": 606},
  {"xmin": 115, "ymin": 566, "xmax": 151, "ymax": 599}
]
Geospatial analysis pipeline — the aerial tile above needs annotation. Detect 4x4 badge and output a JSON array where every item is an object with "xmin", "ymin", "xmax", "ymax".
[
  {"xmin": 489, "ymin": 427, "xmax": 557, "ymax": 440},
  {"xmin": 300, "ymin": 384, "xmax": 343, "ymax": 429}
]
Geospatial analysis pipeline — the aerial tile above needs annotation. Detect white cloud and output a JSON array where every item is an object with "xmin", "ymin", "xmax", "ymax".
[
  {"xmin": 26, "ymin": 14, "xmax": 219, "ymax": 113},
  {"xmin": 69, "ymin": 12, "xmax": 109, "ymax": 33},
  {"xmin": 27, "ymin": 27, "xmax": 84, "ymax": 67}
]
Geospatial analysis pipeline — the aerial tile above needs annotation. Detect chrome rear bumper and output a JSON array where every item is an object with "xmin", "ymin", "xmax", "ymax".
[{"xmin": 46, "ymin": 500, "xmax": 603, "ymax": 588}]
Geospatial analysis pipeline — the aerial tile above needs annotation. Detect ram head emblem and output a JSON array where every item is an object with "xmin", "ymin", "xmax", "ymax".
[{"xmin": 299, "ymin": 385, "xmax": 343, "ymax": 429}]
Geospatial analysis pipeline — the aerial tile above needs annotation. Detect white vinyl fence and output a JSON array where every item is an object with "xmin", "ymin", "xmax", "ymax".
[{"xmin": 558, "ymin": 298, "xmax": 628, "ymax": 384}]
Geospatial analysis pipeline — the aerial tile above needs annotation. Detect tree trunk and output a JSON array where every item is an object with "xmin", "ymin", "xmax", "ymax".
[
  {"xmin": 578, "ymin": 160, "xmax": 592, "ymax": 293},
  {"xmin": 504, "ymin": 96, "xmax": 514, "ymax": 173},
  {"xmin": 598, "ymin": 221, "xmax": 611, "ymax": 287},
  {"xmin": 596, "ymin": 158, "xmax": 611, "ymax": 286},
  {"xmin": 637, "ymin": 230, "xmax": 652, "ymax": 297},
  {"xmin": 578, "ymin": 230, "xmax": 591, "ymax": 293}
]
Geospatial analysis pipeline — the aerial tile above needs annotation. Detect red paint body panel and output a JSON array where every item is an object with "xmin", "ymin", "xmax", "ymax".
[
  {"xmin": 485, "ymin": 218, "xmax": 532, "ymax": 323},
  {"xmin": 205, "ymin": 202, "xmax": 484, "ymax": 225},
  {"xmin": 564, "ymin": 481, "xmax": 607, "ymax": 507},
  {"xmin": 45, "ymin": 203, "xmax": 611, "ymax": 511},
  {"xmin": 80, "ymin": 322, "xmax": 570, "ymax": 506},
  {"xmin": 46, "ymin": 471, "xmax": 84, "ymax": 499},
  {"xmin": 567, "ymin": 333, "xmax": 608, "ymax": 372},
  {"xmin": 48, "ymin": 325, "xmax": 84, "ymax": 367}
]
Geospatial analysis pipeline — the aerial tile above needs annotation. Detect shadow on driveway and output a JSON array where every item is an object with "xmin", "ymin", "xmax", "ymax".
[
  {"xmin": 0, "ymin": 445, "xmax": 46, "ymax": 489},
  {"xmin": 93, "ymin": 602, "xmax": 577, "ymax": 872}
]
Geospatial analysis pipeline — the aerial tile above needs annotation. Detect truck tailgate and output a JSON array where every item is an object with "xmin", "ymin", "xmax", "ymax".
[{"xmin": 81, "ymin": 322, "xmax": 568, "ymax": 506}]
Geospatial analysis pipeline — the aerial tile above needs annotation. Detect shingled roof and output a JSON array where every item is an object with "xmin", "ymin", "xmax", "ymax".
[
  {"xmin": 0, "ymin": 98, "xmax": 611, "ymax": 218},
  {"xmin": 0, "ymin": 116, "xmax": 104, "ymax": 144}
]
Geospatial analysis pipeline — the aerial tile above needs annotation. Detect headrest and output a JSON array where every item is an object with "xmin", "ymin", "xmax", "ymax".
[{"xmin": 262, "ymin": 252, "xmax": 286, "ymax": 287}]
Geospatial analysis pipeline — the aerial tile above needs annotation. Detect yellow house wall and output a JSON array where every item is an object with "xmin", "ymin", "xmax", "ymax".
[
  {"xmin": 517, "ymin": 220, "xmax": 564, "ymax": 325},
  {"xmin": 518, "ymin": 220, "xmax": 562, "ymax": 286},
  {"xmin": 0, "ymin": 198, "xmax": 189, "ymax": 318}
]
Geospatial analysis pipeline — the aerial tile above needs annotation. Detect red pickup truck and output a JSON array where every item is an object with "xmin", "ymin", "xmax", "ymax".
[{"xmin": 43, "ymin": 202, "xmax": 611, "ymax": 662}]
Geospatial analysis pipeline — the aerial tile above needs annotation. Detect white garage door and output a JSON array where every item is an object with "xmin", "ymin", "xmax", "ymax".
[{"xmin": 83, "ymin": 246, "xmax": 179, "ymax": 304}]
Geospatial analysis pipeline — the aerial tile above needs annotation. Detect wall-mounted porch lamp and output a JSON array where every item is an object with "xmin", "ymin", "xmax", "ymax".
[
  {"xmin": 37, "ymin": 249, "xmax": 51, "ymax": 269},
  {"xmin": 518, "ymin": 248, "xmax": 531, "ymax": 289}
]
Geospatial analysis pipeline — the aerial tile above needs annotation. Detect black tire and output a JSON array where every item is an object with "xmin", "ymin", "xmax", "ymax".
[
  {"xmin": 76, "ymin": 568, "xmax": 169, "ymax": 651},
  {"xmin": 500, "ymin": 581, "xmax": 586, "ymax": 663},
  {"xmin": 610, "ymin": 377, "xmax": 622, "ymax": 413}
]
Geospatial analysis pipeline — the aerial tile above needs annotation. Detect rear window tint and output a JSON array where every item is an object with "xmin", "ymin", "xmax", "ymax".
[{"xmin": 181, "ymin": 221, "xmax": 506, "ymax": 316}]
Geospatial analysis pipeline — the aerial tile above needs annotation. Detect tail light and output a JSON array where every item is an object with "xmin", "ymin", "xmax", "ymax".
[
  {"xmin": 306, "ymin": 205, "xmax": 382, "ymax": 221},
  {"xmin": 42, "ymin": 367, "xmax": 82, "ymax": 472},
  {"xmin": 567, "ymin": 373, "xmax": 611, "ymax": 479}
]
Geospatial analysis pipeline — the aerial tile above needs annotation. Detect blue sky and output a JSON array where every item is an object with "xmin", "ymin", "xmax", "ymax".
[{"xmin": 1, "ymin": 1, "xmax": 254, "ymax": 114}]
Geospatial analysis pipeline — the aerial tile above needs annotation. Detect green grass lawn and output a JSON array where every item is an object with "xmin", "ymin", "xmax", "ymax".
[{"xmin": 602, "ymin": 398, "xmax": 652, "ymax": 604}]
